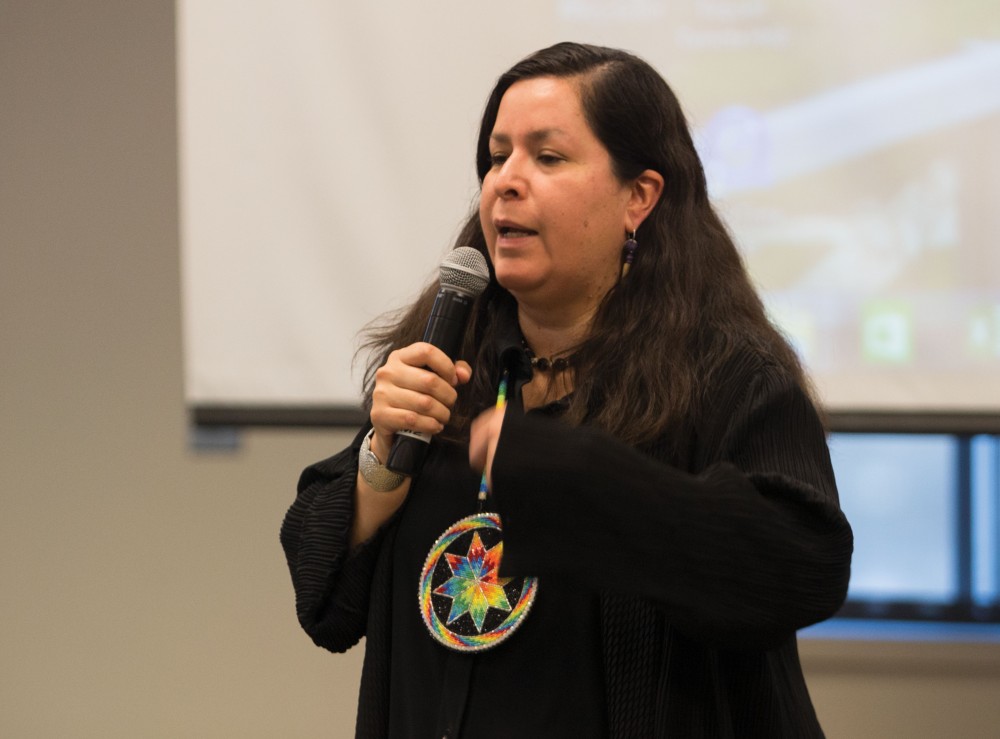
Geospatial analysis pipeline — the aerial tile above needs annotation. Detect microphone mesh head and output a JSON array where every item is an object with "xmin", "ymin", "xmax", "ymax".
[{"xmin": 439, "ymin": 246, "xmax": 490, "ymax": 297}]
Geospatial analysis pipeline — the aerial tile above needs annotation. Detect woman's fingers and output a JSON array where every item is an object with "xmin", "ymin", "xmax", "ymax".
[
  {"xmin": 395, "ymin": 342, "xmax": 463, "ymax": 386},
  {"xmin": 454, "ymin": 360, "xmax": 473, "ymax": 386},
  {"xmin": 371, "ymin": 385, "xmax": 449, "ymax": 432},
  {"xmin": 370, "ymin": 343, "xmax": 468, "ymax": 447}
]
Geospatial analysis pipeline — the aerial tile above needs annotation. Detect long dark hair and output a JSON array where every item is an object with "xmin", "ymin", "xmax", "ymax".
[{"xmin": 361, "ymin": 42, "xmax": 808, "ymax": 445}]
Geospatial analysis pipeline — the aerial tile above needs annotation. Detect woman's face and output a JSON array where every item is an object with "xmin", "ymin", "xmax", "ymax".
[{"xmin": 479, "ymin": 76, "xmax": 636, "ymax": 318}]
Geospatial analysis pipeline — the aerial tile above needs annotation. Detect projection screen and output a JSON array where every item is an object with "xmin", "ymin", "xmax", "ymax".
[{"xmin": 178, "ymin": 1, "xmax": 1000, "ymax": 428}]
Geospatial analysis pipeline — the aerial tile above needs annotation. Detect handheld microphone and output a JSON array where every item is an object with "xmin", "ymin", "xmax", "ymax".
[{"xmin": 385, "ymin": 246, "xmax": 490, "ymax": 475}]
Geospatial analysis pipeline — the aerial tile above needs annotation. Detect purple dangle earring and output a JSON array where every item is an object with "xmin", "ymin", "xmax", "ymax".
[{"xmin": 621, "ymin": 230, "xmax": 638, "ymax": 278}]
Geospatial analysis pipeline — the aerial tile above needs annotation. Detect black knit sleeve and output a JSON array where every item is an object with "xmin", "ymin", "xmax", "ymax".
[
  {"xmin": 490, "ymin": 361, "xmax": 853, "ymax": 651},
  {"xmin": 279, "ymin": 427, "xmax": 387, "ymax": 653}
]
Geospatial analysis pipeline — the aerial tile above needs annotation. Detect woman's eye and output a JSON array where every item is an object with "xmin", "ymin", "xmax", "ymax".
[
  {"xmin": 537, "ymin": 153, "xmax": 563, "ymax": 165},
  {"xmin": 490, "ymin": 152, "xmax": 508, "ymax": 167}
]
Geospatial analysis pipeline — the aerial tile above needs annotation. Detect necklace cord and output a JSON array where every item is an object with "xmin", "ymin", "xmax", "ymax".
[
  {"xmin": 521, "ymin": 339, "xmax": 574, "ymax": 373},
  {"xmin": 477, "ymin": 370, "xmax": 508, "ymax": 511}
]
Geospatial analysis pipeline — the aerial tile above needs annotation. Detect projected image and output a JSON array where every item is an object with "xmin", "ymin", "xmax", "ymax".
[
  {"xmin": 179, "ymin": 0, "xmax": 1000, "ymax": 412},
  {"xmin": 559, "ymin": 1, "xmax": 1000, "ymax": 410},
  {"xmin": 704, "ymin": 49, "xmax": 998, "ymax": 371}
]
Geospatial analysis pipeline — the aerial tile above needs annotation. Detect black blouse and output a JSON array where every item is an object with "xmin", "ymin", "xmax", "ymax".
[
  {"xmin": 280, "ymin": 330, "xmax": 853, "ymax": 738},
  {"xmin": 387, "ymin": 386, "xmax": 608, "ymax": 737}
]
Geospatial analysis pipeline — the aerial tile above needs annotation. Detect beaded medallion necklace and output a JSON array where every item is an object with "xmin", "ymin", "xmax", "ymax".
[{"xmin": 418, "ymin": 371, "xmax": 539, "ymax": 651}]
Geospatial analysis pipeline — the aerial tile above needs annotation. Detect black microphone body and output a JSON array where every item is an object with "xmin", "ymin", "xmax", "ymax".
[
  {"xmin": 385, "ymin": 247, "xmax": 489, "ymax": 475},
  {"xmin": 421, "ymin": 287, "xmax": 476, "ymax": 361}
]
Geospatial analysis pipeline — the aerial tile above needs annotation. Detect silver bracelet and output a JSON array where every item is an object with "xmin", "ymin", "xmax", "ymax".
[{"xmin": 359, "ymin": 428, "xmax": 406, "ymax": 492}]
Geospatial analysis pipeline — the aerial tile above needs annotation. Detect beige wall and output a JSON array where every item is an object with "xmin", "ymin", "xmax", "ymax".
[{"xmin": 1, "ymin": 2, "xmax": 998, "ymax": 736}]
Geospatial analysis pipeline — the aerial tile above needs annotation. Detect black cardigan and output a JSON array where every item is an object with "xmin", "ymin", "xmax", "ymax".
[{"xmin": 281, "ymin": 349, "xmax": 853, "ymax": 737}]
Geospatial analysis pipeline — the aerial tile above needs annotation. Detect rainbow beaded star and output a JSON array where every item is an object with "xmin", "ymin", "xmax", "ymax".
[{"xmin": 433, "ymin": 531, "xmax": 512, "ymax": 632}]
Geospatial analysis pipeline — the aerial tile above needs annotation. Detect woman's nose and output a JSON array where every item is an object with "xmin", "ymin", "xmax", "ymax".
[{"xmin": 492, "ymin": 156, "xmax": 524, "ymax": 199}]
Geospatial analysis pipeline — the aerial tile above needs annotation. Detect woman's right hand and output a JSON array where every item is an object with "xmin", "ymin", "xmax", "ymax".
[
  {"xmin": 351, "ymin": 343, "xmax": 471, "ymax": 548},
  {"xmin": 367, "ymin": 342, "xmax": 473, "ymax": 462}
]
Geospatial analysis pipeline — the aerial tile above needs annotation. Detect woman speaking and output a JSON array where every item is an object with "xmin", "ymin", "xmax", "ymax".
[{"xmin": 281, "ymin": 41, "xmax": 853, "ymax": 738}]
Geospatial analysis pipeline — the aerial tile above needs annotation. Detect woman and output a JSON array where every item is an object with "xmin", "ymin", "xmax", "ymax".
[{"xmin": 282, "ymin": 42, "xmax": 852, "ymax": 738}]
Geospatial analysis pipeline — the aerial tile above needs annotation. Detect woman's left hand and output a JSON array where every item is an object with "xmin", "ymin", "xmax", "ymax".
[{"xmin": 469, "ymin": 404, "xmax": 507, "ymax": 491}]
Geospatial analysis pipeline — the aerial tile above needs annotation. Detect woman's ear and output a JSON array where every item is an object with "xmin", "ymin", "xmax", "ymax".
[{"xmin": 625, "ymin": 169, "xmax": 665, "ymax": 232}]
